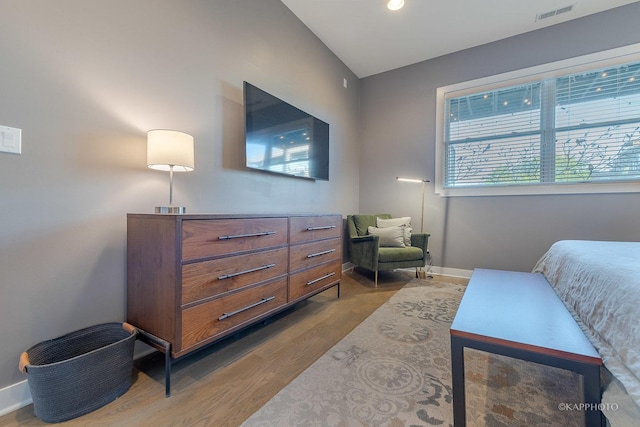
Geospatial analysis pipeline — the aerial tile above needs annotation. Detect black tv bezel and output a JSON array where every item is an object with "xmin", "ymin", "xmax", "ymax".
[{"xmin": 243, "ymin": 81, "xmax": 330, "ymax": 181}]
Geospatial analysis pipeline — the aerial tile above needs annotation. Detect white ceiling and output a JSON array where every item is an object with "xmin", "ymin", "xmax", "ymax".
[{"xmin": 281, "ymin": 0, "xmax": 639, "ymax": 78}]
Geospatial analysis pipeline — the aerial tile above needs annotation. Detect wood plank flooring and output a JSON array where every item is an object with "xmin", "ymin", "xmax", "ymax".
[{"xmin": 0, "ymin": 269, "xmax": 467, "ymax": 427}]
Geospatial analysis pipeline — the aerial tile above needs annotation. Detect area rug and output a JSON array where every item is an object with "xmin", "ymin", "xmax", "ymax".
[{"xmin": 241, "ymin": 278, "xmax": 583, "ymax": 426}]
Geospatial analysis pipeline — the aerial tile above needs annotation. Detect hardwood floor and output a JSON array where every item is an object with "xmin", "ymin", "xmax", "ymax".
[{"xmin": 0, "ymin": 269, "xmax": 467, "ymax": 427}]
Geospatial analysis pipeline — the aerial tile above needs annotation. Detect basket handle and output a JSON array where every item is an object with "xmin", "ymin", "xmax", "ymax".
[
  {"xmin": 122, "ymin": 322, "xmax": 137, "ymax": 335},
  {"xmin": 18, "ymin": 352, "xmax": 29, "ymax": 374}
]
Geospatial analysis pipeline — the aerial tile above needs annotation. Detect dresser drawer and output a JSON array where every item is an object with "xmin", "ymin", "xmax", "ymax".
[
  {"xmin": 289, "ymin": 238, "xmax": 341, "ymax": 273},
  {"xmin": 182, "ymin": 218, "xmax": 288, "ymax": 261},
  {"xmin": 289, "ymin": 260, "xmax": 341, "ymax": 302},
  {"xmin": 182, "ymin": 247, "xmax": 288, "ymax": 305},
  {"xmin": 289, "ymin": 215, "xmax": 341, "ymax": 244},
  {"xmin": 181, "ymin": 278, "xmax": 287, "ymax": 351}
]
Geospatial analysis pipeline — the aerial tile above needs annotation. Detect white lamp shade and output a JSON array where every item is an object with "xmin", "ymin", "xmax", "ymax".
[
  {"xmin": 147, "ymin": 129, "xmax": 195, "ymax": 172},
  {"xmin": 396, "ymin": 177, "xmax": 427, "ymax": 183}
]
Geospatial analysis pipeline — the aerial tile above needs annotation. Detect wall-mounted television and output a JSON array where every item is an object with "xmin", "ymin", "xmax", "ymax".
[{"xmin": 244, "ymin": 81, "xmax": 329, "ymax": 181}]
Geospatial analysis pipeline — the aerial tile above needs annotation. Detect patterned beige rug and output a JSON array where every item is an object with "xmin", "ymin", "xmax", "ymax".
[{"xmin": 242, "ymin": 278, "xmax": 583, "ymax": 426}]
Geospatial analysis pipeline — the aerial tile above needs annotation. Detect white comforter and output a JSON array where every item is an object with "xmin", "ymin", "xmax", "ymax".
[{"xmin": 533, "ymin": 240, "xmax": 640, "ymax": 414}]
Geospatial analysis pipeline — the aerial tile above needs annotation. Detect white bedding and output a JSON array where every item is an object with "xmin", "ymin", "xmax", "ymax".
[{"xmin": 533, "ymin": 240, "xmax": 640, "ymax": 422}]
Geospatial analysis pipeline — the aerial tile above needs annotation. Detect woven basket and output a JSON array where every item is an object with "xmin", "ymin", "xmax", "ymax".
[{"xmin": 19, "ymin": 322, "xmax": 137, "ymax": 423}]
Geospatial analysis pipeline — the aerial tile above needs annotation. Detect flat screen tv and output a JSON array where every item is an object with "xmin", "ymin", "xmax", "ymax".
[{"xmin": 244, "ymin": 81, "xmax": 329, "ymax": 180}]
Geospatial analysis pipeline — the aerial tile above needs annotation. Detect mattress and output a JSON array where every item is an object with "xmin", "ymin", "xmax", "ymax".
[{"xmin": 533, "ymin": 240, "xmax": 640, "ymax": 424}]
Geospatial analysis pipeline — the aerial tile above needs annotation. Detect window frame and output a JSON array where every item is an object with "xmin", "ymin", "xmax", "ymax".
[{"xmin": 435, "ymin": 43, "xmax": 640, "ymax": 197}]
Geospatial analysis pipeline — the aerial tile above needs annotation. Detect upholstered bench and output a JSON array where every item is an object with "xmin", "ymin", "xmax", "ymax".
[{"xmin": 450, "ymin": 269, "xmax": 603, "ymax": 426}]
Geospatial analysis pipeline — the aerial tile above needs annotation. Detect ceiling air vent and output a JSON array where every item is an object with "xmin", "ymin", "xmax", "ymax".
[{"xmin": 536, "ymin": 4, "xmax": 574, "ymax": 21}]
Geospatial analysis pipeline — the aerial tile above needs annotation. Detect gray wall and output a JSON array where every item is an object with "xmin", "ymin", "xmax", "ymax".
[
  {"xmin": 0, "ymin": 1, "xmax": 360, "ymax": 389},
  {"xmin": 2, "ymin": 0, "xmax": 639, "ymax": 399},
  {"xmin": 360, "ymin": 2, "xmax": 640, "ymax": 274}
]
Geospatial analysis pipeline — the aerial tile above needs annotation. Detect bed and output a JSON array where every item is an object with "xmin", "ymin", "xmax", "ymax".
[{"xmin": 533, "ymin": 240, "xmax": 640, "ymax": 426}]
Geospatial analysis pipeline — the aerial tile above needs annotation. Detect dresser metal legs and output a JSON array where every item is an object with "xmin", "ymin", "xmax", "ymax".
[{"xmin": 136, "ymin": 329, "xmax": 172, "ymax": 397}]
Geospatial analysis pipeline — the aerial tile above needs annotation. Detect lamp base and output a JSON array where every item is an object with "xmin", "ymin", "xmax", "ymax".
[
  {"xmin": 416, "ymin": 268, "xmax": 432, "ymax": 279},
  {"xmin": 155, "ymin": 206, "xmax": 186, "ymax": 214}
]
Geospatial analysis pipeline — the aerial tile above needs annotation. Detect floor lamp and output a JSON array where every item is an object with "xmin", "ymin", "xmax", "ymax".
[{"xmin": 396, "ymin": 177, "xmax": 432, "ymax": 278}]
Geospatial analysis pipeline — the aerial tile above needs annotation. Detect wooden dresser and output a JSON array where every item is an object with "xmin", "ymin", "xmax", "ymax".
[{"xmin": 126, "ymin": 213, "xmax": 342, "ymax": 365}]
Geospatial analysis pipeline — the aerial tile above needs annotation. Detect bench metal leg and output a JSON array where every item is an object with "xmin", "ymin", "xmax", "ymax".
[
  {"xmin": 450, "ymin": 335, "xmax": 603, "ymax": 427},
  {"xmin": 582, "ymin": 363, "xmax": 604, "ymax": 427},
  {"xmin": 450, "ymin": 335, "xmax": 466, "ymax": 426}
]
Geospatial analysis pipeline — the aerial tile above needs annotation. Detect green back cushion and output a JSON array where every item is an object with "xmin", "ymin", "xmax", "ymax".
[{"xmin": 353, "ymin": 214, "xmax": 391, "ymax": 236}]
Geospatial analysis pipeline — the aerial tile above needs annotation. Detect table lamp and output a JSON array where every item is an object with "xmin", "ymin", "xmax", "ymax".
[{"xmin": 147, "ymin": 129, "xmax": 194, "ymax": 214}]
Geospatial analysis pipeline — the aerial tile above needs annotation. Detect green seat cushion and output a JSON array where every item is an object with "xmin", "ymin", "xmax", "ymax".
[{"xmin": 378, "ymin": 246, "xmax": 424, "ymax": 263}]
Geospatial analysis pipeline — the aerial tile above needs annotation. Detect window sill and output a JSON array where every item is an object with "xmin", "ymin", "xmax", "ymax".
[{"xmin": 435, "ymin": 181, "xmax": 640, "ymax": 197}]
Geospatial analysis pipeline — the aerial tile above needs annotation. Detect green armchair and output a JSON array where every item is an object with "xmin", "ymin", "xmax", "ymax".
[{"xmin": 347, "ymin": 214, "xmax": 430, "ymax": 287}]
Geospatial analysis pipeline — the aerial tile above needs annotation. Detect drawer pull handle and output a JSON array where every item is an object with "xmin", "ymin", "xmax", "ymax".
[
  {"xmin": 306, "ymin": 272, "xmax": 336, "ymax": 286},
  {"xmin": 218, "ymin": 263, "xmax": 276, "ymax": 280},
  {"xmin": 306, "ymin": 225, "xmax": 336, "ymax": 231},
  {"xmin": 218, "ymin": 231, "xmax": 276, "ymax": 240},
  {"xmin": 218, "ymin": 296, "xmax": 275, "ymax": 321},
  {"xmin": 306, "ymin": 249, "xmax": 336, "ymax": 258}
]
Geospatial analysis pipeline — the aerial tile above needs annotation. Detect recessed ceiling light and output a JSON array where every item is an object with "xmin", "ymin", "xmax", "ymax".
[{"xmin": 387, "ymin": 0, "xmax": 404, "ymax": 11}]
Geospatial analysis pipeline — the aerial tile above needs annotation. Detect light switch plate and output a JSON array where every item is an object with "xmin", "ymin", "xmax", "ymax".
[{"xmin": 0, "ymin": 126, "xmax": 22, "ymax": 154}]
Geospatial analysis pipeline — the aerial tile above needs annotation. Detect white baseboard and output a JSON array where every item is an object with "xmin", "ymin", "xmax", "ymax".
[
  {"xmin": 392, "ymin": 266, "xmax": 473, "ymax": 279},
  {"xmin": 428, "ymin": 266, "xmax": 473, "ymax": 279},
  {"xmin": 0, "ymin": 380, "xmax": 31, "ymax": 417},
  {"xmin": 347, "ymin": 262, "xmax": 473, "ymax": 280},
  {"xmin": 342, "ymin": 262, "xmax": 355, "ymax": 271}
]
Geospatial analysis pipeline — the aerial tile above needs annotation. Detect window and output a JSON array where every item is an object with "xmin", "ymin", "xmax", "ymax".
[{"xmin": 436, "ymin": 45, "xmax": 640, "ymax": 196}]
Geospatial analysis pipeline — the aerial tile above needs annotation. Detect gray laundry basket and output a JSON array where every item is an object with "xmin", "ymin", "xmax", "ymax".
[{"xmin": 19, "ymin": 322, "xmax": 137, "ymax": 423}]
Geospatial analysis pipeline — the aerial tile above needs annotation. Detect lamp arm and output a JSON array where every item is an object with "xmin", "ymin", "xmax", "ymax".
[
  {"xmin": 396, "ymin": 177, "xmax": 428, "ymax": 234},
  {"xmin": 420, "ymin": 181, "xmax": 425, "ymax": 234}
]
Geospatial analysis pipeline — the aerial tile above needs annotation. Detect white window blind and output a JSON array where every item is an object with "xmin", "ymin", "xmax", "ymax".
[{"xmin": 438, "ymin": 50, "xmax": 640, "ymax": 195}]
